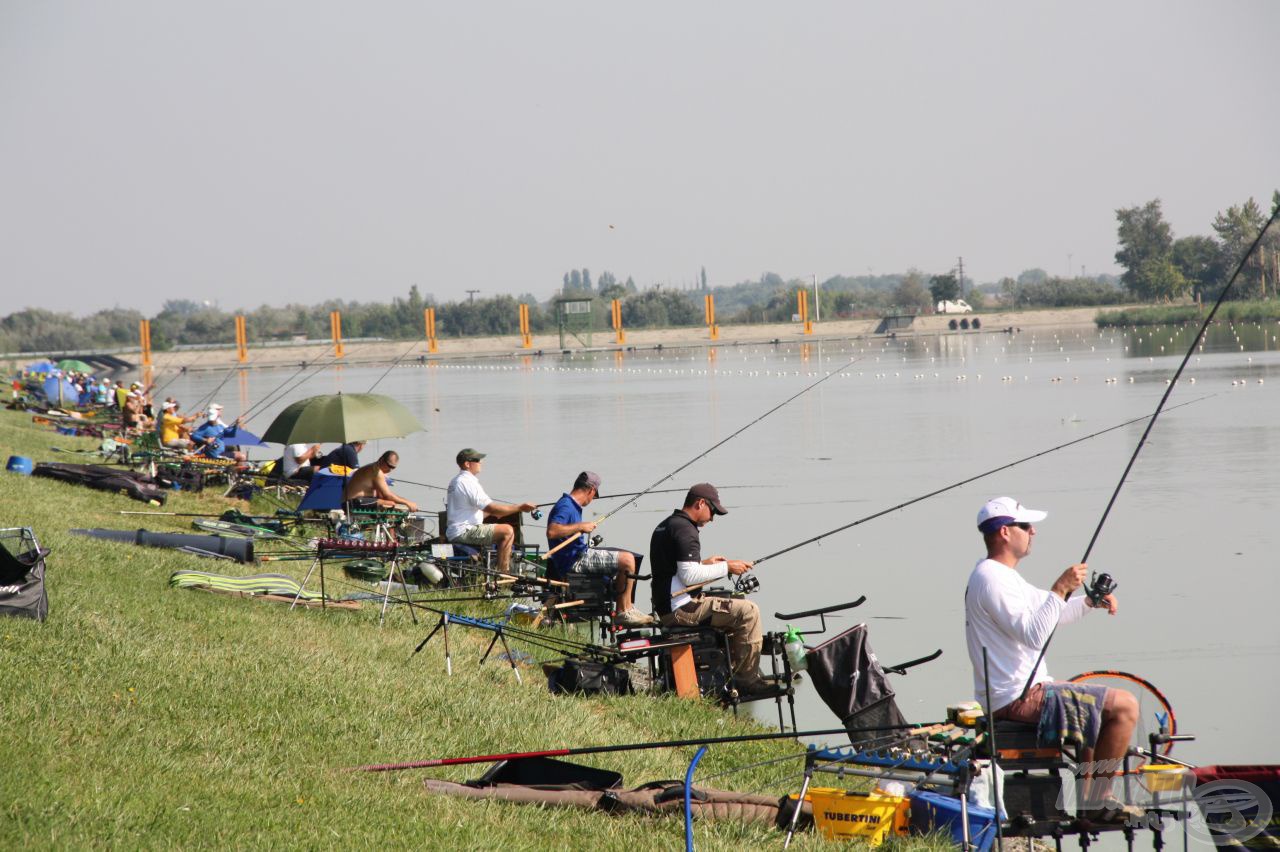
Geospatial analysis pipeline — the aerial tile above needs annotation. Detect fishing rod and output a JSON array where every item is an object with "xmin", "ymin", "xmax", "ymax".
[
  {"xmin": 393, "ymin": 477, "xmax": 748, "ymax": 505},
  {"xmin": 366, "ymin": 337, "xmax": 427, "ymax": 393},
  {"xmin": 1021, "ymin": 202, "xmax": 1280, "ymax": 698},
  {"xmin": 544, "ymin": 355, "xmax": 864, "ymax": 559},
  {"xmin": 348, "ymin": 721, "xmax": 940, "ymax": 773},
  {"xmin": 237, "ymin": 343, "xmax": 342, "ymax": 426},
  {"xmin": 751, "ymin": 395, "xmax": 1214, "ymax": 566}
]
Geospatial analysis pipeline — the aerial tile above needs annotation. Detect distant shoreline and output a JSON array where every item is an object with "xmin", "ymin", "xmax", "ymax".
[{"xmin": 13, "ymin": 305, "xmax": 1119, "ymax": 376}]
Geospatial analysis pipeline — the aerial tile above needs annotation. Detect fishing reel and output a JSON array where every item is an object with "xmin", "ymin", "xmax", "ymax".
[
  {"xmin": 734, "ymin": 574, "xmax": 761, "ymax": 595},
  {"xmin": 530, "ymin": 509, "xmax": 543, "ymax": 521},
  {"xmin": 1086, "ymin": 571, "xmax": 1117, "ymax": 607},
  {"xmin": 590, "ymin": 534, "xmax": 604, "ymax": 547}
]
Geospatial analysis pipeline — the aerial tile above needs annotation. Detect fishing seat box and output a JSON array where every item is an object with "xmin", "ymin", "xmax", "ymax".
[
  {"xmin": 654, "ymin": 627, "xmax": 733, "ymax": 700},
  {"xmin": 979, "ymin": 720, "xmax": 1068, "ymax": 823}
]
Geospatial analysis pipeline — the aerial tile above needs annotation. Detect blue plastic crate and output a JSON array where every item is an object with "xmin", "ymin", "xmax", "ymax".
[{"xmin": 909, "ymin": 790, "xmax": 998, "ymax": 852}]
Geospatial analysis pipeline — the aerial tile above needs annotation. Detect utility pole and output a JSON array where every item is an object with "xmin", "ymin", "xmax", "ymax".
[
  {"xmin": 1067, "ymin": 252, "xmax": 1073, "ymax": 279},
  {"xmin": 812, "ymin": 274, "xmax": 821, "ymax": 323},
  {"xmin": 466, "ymin": 289, "xmax": 480, "ymax": 303},
  {"xmin": 956, "ymin": 256, "xmax": 965, "ymax": 298}
]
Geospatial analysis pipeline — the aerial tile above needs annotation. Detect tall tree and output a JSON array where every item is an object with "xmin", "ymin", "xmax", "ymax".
[
  {"xmin": 892, "ymin": 270, "xmax": 931, "ymax": 312},
  {"xmin": 1171, "ymin": 236, "xmax": 1226, "ymax": 301},
  {"xmin": 929, "ymin": 272, "xmax": 960, "ymax": 303},
  {"xmin": 700, "ymin": 266, "xmax": 708, "ymax": 291},
  {"xmin": 1213, "ymin": 198, "xmax": 1267, "ymax": 298},
  {"xmin": 569, "ymin": 270, "xmax": 582, "ymax": 291},
  {"xmin": 581, "ymin": 268, "xmax": 592, "ymax": 292},
  {"xmin": 1115, "ymin": 200, "xmax": 1175, "ymax": 299}
]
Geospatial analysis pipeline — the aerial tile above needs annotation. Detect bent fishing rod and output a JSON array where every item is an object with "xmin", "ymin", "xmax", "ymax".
[
  {"xmin": 348, "ymin": 721, "xmax": 940, "ymax": 774},
  {"xmin": 750, "ymin": 394, "xmax": 1213, "ymax": 566},
  {"xmin": 543, "ymin": 355, "xmax": 864, "ymax": 559},
  {"xmin": 1021, "ymin": 202, "xmax": 1280, "ymax": 700}
]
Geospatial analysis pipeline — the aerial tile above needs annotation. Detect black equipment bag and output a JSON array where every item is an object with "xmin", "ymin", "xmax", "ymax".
[
  {"xmin": 0, "ymin": 528, "xmax": 49, "ymax": 622},
  {"xmin": 550, "ymin": 658, "xmax": 633, "ymax": 696},
  {"xmin": 32, "ymin": 462, "xmax": 168, "ymax": 505},
  {"xmin": 805, "ymin": 623, "xmax": 908, "ymax": 745}
]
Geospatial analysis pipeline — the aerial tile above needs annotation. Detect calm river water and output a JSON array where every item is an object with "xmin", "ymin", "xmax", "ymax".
[{"xmin": 169, "ymin": 321, "xmax": 1278, "ymax": 769}]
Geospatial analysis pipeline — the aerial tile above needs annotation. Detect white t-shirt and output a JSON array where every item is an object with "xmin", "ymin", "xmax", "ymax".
[
  {"xmin": 964, "ymin": 557, "xmax": 1090, "ymax": 711},
  {"xmin": 282, "ymin": 443, "xmax": 310, "ymax": 478},
  {"xmin": 445, "ymin": 469, "xmax": 492, "ymax": 540}
]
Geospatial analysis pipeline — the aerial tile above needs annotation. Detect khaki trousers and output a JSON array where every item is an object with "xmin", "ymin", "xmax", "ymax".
[{"xmin": 660, "ymin": 596, "xmax": 762, "ymax": 681}]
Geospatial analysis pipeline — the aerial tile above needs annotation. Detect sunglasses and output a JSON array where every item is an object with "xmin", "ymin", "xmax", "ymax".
[{"xmin": 1009, "ymin": 521, "xmax": 1032, "ymax": 531}]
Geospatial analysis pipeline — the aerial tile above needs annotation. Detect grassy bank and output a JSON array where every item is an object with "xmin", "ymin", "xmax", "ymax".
[
  {"xmin": 1096, "ymin": 299, "xmax": 1280, "ymax": 327},
  {"xmin": 0, "ymin": 410, "xmax": 954, "ymax": 849}
]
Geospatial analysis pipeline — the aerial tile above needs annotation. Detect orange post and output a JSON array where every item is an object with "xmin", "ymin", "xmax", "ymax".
[
  {"xmin": 234, "ymin": 315, "xmax": 248, "ymax": 363},
  {"xmin": 519, "ymin": 303, "xmax": 532, "ymax": 349},
  {"xmin": 425, "ymin": 308, "xmax": 439, "ymax": 354},
  {"xmin": 704, "ymin": 293, "xmax": 719, "ymax": 341},
  {"xmin": 798, "ymin": 290, "xmax": 812, "ymax": 335},
  {"xmin": 611, "ymin": 299, "xmax": 626, "ymax": 345},
  {"xmin": 669, "ymin": 644, "xmax": 700, "ymax": 699},
  {"xmin": 139, "ymin": 319, "xmax": 153, "ymax": 367},
  {"xmin": 330, "ymin": 310, "xmax": 345, "ymax": 358}
]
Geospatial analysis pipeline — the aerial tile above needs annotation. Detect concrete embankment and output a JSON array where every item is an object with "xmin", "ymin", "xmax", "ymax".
[{"xmin": 32, "ymin": 306, "xmax": 1115, "ymax": 376}]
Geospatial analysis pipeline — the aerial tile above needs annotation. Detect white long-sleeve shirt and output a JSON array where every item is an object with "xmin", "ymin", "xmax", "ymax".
[
  {"xmin": 670, "ymin": 560, "xmax": 728, "ymax": 609},
  {"xmin": 964, "ymin": 557, "xmax": 1091, "ymax": 711}
]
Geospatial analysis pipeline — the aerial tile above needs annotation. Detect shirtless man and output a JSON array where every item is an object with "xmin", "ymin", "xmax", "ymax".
[{"xmin": 343, "ymin": 450, "xmax": 418, "ymax": 512}]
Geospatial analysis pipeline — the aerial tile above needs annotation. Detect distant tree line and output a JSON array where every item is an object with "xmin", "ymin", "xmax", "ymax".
[
  {"xmin": 1114, "ymin": 192, "xmax": 1280, "ymax": 302},
  {"xmin": 6, "ymin": 195, "xmax": 1275, "ymax": 355}
]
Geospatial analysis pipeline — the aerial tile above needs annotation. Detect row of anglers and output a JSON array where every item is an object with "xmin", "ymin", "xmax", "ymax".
[{"xmin": 332, "ymin": 443, "xmax": 1148, "ymax": 826}]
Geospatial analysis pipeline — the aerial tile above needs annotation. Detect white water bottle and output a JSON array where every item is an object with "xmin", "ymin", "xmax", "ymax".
[{"xmin": 784, "ymin": 626, "xmax": 807, "ymax": 671}]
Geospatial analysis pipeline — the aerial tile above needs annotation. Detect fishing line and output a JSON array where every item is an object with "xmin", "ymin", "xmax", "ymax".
[
  {"xmin": 542, "ymin": 355, "xmax": 864, "ymax": 559},
  {"xmin": 1023, "ymin": 202, "xmax": 1280, "ymax": 698},
  {"xmin": 752, "ymin": 395, "xmax": 1213, "ymax": 565},
  {"xmin": 238, "ymin": 343, "xmax": 342, "ymax": 425},
  {"xmin": 366, "ymin": 338, "xmax": 426, "ymax": 394}
]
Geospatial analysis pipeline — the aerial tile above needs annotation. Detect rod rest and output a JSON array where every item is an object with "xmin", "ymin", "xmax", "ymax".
[{"xmin": 774, "ymin": 596, "xmax": 866, "ymax": 620}]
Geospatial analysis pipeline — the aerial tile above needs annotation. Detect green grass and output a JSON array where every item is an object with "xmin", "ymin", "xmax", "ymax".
[
  {"xmin": 0, "ymin": 408, "xmax": 959, "ymax": 849},
  {"xmin": 1096, "ymin": 299, "xmax": 1280, "ymax": 327}
]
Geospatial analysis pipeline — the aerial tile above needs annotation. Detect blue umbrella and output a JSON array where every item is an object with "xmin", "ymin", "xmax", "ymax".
[
  {"xmin": 41, "ymin": 375, "xmax": 79, "ymax": 406},
  {"xmin": 220, "ymin": 425, "xmax": 266, "ymax": 447},
  {"xmin": 26, "ymin": 360, "xmax": 57, "ymax": 373}
]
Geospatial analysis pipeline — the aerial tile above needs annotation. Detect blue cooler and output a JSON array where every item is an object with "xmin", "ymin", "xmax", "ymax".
[
  {"xmin": 6, "ymin": 456, "xmax": 34, "ymax": 476},
  {"xmin": 909, "ymin": 790, "xmax": 998, "ymax": 852}
]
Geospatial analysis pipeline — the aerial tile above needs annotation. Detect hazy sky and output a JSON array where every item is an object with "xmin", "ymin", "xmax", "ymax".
[{"xmin": 3, "ymin": 1, "xmax": 1278, "ymax": 316}]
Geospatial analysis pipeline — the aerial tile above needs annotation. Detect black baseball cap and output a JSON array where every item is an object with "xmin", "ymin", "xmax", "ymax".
[
  {"xmin": 687, "ymin": 482, "xmax": 727, "ymax": 515},
  {"xmin": 456, "ymin": 448, "xmax": 486, "ymax": 464}
]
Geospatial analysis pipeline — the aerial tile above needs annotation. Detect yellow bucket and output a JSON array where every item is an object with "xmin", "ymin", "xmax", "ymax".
[
  {"xmin": 798, "ymin": 788, "xmax": 910, "ymax": 846},
  {"xmin": 1141, "ymin": 764, "xmax": 1186, "ymax": 792}
]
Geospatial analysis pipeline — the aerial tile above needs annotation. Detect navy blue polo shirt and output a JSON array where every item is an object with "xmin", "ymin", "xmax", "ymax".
[{"xmin": 546, "ymin": 492, "xmax": 587, "ymax": 580}]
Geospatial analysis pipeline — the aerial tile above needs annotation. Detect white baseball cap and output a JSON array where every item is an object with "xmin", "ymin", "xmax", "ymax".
[
  {"xmin": 206, "ymin": 405, "xmax": 221, "ymax": 418},
  {"xmin": 162, "ymin": 401, "xmax": 176, "ymax": 410},
  {"xmin": 977, "ymin": 496, "xmax": 1047, "ymax": 533}
]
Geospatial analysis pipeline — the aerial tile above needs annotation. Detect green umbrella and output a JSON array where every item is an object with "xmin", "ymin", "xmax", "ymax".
[
  {"xmin": 260, "ymin": 393, "xmax": 424, "ymax": 445},
  {"xmin": 57, "ymin": 359, "xmax": 95, "ymax": 373}
]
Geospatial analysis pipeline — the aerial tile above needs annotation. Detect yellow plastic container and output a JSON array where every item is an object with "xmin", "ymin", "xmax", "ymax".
[
  {"xmin": 801, "ymin": 788, "xmax": 910, "ymax": 846},
  {"xmin": 1140, "ymin": 764, "xmax": 1186, "ymax": 792}
]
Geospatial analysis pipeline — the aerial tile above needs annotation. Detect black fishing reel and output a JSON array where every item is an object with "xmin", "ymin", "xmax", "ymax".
[
  {"xmin": 1086, "ymin": 571, "xmax": 1117, "ymax": 607},
  {"xmin": 734, "ymin": 574, "xmax": 761, "ymax": 595},
  {"xmin": 530, "ymin": 509, "xmax": 543, "ymax": 521},
  {"xmin": 590, "ymin": 534, "xmax": 604, "ymax": 547}
]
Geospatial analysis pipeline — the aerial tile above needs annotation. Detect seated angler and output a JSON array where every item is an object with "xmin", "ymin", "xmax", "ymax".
[
  {"xmin": 649, "ymin": 483, "xmax": 772, "ymax": 697},
  {"xmin": 343, "ymin": 450, "xmax": 418, "ymax": 512},
  {"xmin": 281, "ymin": 442, "xmax": 323, "ymax": 481},
  {"xmin": 316, "ymin": 440, "xmax": 365, "ymax": 472},
  {"xmin": 546, "ymin": 471, "xmax": 653, "ymax": 628},
  {"xmin": 158, "ymin": 400, "xmax": 198, "ymax": 450},
  {"xmin": 964, "ymin": 496, "xmax": 1141, "ymax": 823},
  {"xmin": 444, "ymin": 448, "xmax": 537, "ymax": 574},
  {"xmin": 190, "ymin": 404, "xmax": 247, "ymax": 462}
]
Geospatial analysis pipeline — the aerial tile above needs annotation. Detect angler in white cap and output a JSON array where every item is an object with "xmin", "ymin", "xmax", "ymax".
[
  {"xmin": 964, "ymin": 496, "xmax": 1140, "ymax": 822},
  {"xmin": 190, "ymin": 403, "xmax": 246, "ymax": 461}
]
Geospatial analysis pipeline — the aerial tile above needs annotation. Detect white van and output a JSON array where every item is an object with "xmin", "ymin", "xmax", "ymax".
[{"xmin": 936, "ymin": 299, "xmax": 973, "ymax": 314}]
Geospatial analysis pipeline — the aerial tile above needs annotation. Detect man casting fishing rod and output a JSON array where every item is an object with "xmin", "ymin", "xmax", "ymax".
[
  {"xmin": 650, "ymin": 483, "xmax": 773, "ymax": 698},
  {"xmin": 964, "ymin": 496, "xmax": 1141, "ymax": 823},
  {"xmin": 445, "ymin": 448, "xmax": 538, "ymax": 574}
]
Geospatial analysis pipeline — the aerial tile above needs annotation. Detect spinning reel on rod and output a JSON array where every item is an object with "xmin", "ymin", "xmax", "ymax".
[{"xmin": 1085, "ymin": 571, "xmax": 1117, "ymax": 607}]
